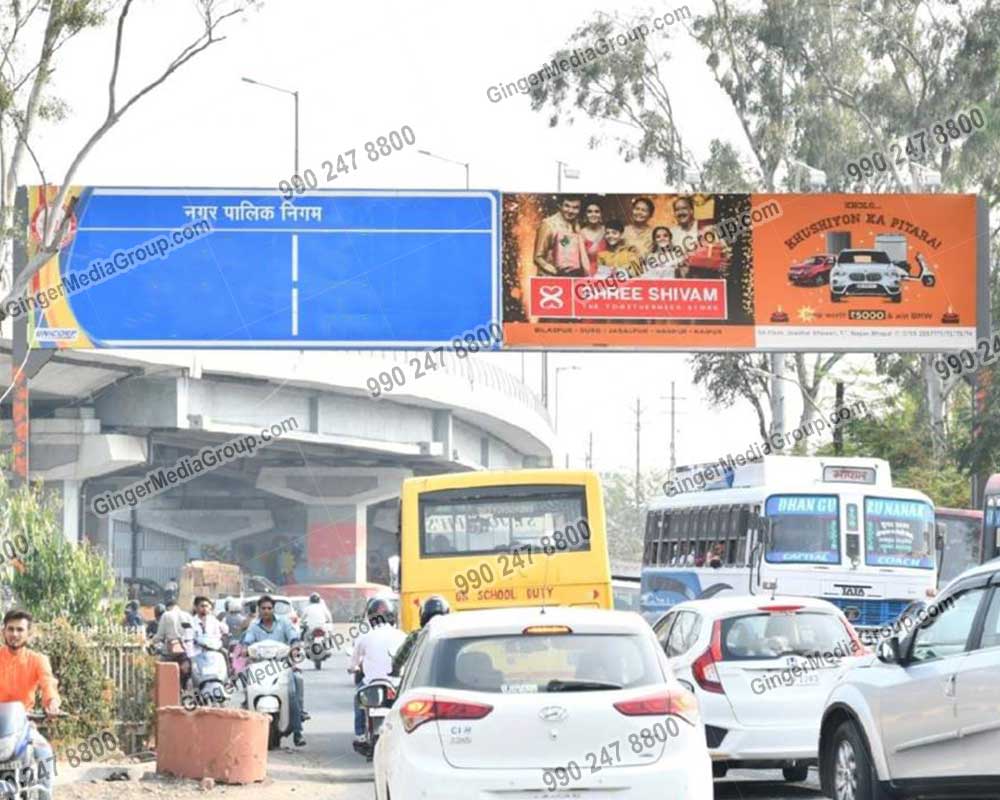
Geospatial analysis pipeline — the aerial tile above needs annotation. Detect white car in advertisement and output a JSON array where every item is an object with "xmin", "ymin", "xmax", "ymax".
[{"xmin": 829, "ymin": 249, "xmax": 902, "ymax": 303}]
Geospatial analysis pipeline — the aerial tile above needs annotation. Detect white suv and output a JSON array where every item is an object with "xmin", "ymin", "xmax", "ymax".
[
  {"xmin": 829, "ymin": 249, "xmax": 902, "ymax": 303},
  {"xmin": 818, "ymin": 560, "xmax": 1000, "ymax": 799}
]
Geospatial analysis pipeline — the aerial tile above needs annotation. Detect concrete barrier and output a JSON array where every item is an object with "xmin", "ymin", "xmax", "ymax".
[
  {"xmin": 154, "ymin": 662, "xmax": 180, "ymax": 709},
  {"xmin": 156, "ymin": 707, "xmax": 268, "ymax": 784}
]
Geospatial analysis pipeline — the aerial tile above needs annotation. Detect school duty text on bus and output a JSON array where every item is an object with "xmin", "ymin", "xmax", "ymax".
[
  {"xmin": 398, "ymin": 469, "xmax": 612, "ymax": 631},
  {"xmin": 640, "ymin": 456, "xmax": 938, "ymax": 633}
]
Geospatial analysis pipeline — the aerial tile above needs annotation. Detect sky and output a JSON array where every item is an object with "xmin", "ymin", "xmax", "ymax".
[{"xmin": 20, "ymin": 0, "xmax": 861, "ymax": 472}]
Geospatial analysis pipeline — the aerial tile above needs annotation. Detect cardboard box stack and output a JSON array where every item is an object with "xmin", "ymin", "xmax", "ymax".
[{"xmin": 179, "ymin": 561, "xmax": 243, "ymax": 611}]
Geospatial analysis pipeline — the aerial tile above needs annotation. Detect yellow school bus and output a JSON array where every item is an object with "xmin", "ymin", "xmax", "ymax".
[{"xmin": 398, "ymin": 469, "xmax": 612, "ymax": 631}]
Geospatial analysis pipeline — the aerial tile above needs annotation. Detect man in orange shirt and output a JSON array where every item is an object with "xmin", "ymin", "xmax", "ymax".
[{"xmin": 0, "ymin": 610, "xmax": 61, "ymax": 793}]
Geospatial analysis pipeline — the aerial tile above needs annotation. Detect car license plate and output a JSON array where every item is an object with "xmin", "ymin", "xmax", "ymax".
[
  {"xmin": 856, "ymin": 283, "xmax": 876, "ymax": 289},
  {"xmin": 796, "ymin": 673, "xmax": 820, "ymax": 687}
]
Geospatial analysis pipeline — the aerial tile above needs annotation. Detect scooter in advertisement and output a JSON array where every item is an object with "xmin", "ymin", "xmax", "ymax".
[
  {"xmin": 241, "ymin": 641, "xmax": 293, "ymax": 749},
  {"xmin": 0, "ymin": 703, "xmax": 60, "ymax": 800},
  {"xmin": 353, "ymin": 677, "xmax": 399, "ymax": 761}
]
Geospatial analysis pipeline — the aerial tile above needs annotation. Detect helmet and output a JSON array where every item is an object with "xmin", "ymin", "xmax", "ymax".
[
  {"xmin": 365, "ymin": 597, "xmax": 393, "ymax": 626},
  {"xmin": 153, "ymin": 603, "xmax": 166, "ymax": 619},
  {"xmin": 420, "ymin": 595, "xmax": 451, "ymax": 628},
  {"xmin": 309, "ymin": 592, "xmax": 321, "ymax": 603}
]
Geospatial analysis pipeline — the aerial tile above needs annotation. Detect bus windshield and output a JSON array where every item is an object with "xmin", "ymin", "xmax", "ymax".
[
  {"xmin": 419, "ymin": 484, "xmax": 589, "ymax": 557},
  {"xmin": 764, "ymin": 494, "xmax": 840, "ymax": 564},
  {"xmin": 864, "ymin": 497, "xmax": 934, "ymax": 569}
]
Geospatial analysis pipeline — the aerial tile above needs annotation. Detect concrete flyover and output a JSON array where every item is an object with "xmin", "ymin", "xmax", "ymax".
[{"xmin": 0, "ymin": 346, "xmax": 555, "ymax": 589}]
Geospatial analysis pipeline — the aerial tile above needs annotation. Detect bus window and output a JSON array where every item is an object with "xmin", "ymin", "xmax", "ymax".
[
  {"xmin": 864, "ymin": 496, "xmax": 934, "ymax": 569},
  {"xmin": 936, "ymin": 511, "xmax": 983, "ymax": 586}
]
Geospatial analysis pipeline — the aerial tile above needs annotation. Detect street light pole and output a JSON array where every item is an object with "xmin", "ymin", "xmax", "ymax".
[
  {"xmin": 241, "ymin": 77, "xmax": 300, "ymax": 175},
  {"xmin": 417, "ymin": 149, "xmax": 470, "ymax": 189}
]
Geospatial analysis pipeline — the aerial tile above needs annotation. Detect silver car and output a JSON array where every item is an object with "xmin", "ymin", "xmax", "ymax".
[{"xmin": 818, "ymin": 560, "xmax": 1000, "ymax": 799}]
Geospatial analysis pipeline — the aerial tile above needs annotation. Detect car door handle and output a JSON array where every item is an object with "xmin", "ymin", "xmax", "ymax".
[{"xmin": 944, "ymin": 674, "xmax": 956, "ymax": 698}]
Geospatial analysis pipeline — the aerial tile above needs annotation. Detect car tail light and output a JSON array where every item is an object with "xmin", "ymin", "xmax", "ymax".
[
  {"xmin": 614, "ymin": 686, "xmax": 699, "ymax": 724},
  {"xmin": 840, "ymin": 618, "xmax": 869, "ymax": 656},
  {"xmin": 523, "ymin": 625, "xmax": 572, "ymax": 635},
  {"xmin": 312, "ymin": 628, "xmax": 325, "ymax": 637},
  {"xmin": 692, "ymin": 620, "xmax": 725, "ymax": 694},
  {"xmin": 758, "ymin": 604, "xmax": 804, "ymax": 613},
  {"xmin": 400, "ymin": 697, "xmax": 493, "ymax": 733}
]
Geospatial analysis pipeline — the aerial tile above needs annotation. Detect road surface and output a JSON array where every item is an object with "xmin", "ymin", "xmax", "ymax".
[{"xmin": 60, "ymin": 651, "xmax": 831, "ymax": 799}]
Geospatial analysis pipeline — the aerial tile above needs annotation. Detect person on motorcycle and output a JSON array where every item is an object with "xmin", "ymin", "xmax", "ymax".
[
  {"xmin": 242, "ymin": 595, "xmax": 307, "ymax": 747},
  {"xmin": 349, "ymin": 597, "xmax": 406, "ymax": 744},
  {"xmin": 153, "ymin": 593, "xmax": 196, "ymax": 689},
  {"xmin": 300, "ymin": 592, "xmax": 333, "ymax": 634},
  {"xmin": 391, "ymin": 595, "xmax": 449, "ymax": 676},
  {"xmin": 222, "ymin": 599, "xmax": 247, "ymax": 639},
  {"xmin": 0, "ymin": 610, "xmax": 61, "ymax": 795},
  {"xmin": 146, "ymin": 603, "xmax": 166, "ymax": 639},
  {"xmin": 124, "ymin": 600, "xmax": 144, "ymax": 629}
]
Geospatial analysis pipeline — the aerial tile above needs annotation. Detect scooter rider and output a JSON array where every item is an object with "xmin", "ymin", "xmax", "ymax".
[
  {"xmin": 0, "ymin": 610, "xmax": 61, "ymax": 795},
  {"xmin": 191, "ymin": 596, "xmax": 229, "ymax": 701},
  {"xmin": 349, "ymin": 598, "xmax": 406, "ymax": 745},
  {"xmin": 391, "ymin": 595, "xmax": 450, "ymax": 676},
  {"xmin": 242, "ymin": 595, "xmax": 307, "ymax": 747}
]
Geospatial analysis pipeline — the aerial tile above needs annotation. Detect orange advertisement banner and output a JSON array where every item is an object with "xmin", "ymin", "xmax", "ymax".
[{"xmin": 501, "ymin": 192, "xmax": 983, "ymax": 351}]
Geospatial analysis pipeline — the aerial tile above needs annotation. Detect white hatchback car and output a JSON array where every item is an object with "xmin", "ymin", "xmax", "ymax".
[
  {"xmin": 370, "ymin": 606, "xmax": 713, "ymax": 800},
  {"xmin": 651, "ymin": 595, "xmax": 869, "ymax": 782}
]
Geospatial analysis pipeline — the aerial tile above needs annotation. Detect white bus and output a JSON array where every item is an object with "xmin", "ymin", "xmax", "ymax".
[{"xmin": 639, "ymin": 456, "xmax": 938, "ymax": 633}]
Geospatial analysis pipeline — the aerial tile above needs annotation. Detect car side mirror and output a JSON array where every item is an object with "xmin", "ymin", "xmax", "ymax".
[
  {"xmin": 358, "ymin": 684, "xmax": 394, "ymax": 709},
  {"xmin": 876, "ymin": 638, "xmax": 900, "ymax": 664}
]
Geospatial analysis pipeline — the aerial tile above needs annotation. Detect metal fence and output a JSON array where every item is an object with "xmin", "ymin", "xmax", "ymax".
[{"xmin": 87, "ymin": 624, "xmax": 153, "ymax": 754}]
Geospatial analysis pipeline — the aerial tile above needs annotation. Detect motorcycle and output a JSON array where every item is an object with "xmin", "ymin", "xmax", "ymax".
[
  {"xmin": 303, "ymin": 623, "xmax": 332, "ymax": 670},
  {"xmin": 241, "ymin": 641, "xmax": 294, "ymax": 750},
  {"xmin": 0, "ymin": 703, "xmax": 55, "ymax": 800},
  {"xmin": 353, "ymin": 677, "xmax": 398, "ymax": 761}
]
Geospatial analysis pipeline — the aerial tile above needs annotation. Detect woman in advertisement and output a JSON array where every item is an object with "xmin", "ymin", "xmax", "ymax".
[{"xmin": 580, "ymin": 198, "xmax": 607, "ymax": 275}]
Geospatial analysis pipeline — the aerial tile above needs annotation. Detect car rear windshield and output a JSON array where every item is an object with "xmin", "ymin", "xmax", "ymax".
[
  {"xmin": 419, "ymin": 634, "xmax": 662, "ymax": 694},
  {"xmin": 720, "ymin": 612, "xmax": 850, "ymax": 661}
]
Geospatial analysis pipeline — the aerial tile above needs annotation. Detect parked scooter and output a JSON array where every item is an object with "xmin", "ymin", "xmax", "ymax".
[
  {"xmin": 353, "ymin": 677, "xmax": 398, "ymax": 761},
  {"xmin": 241, "ymin": 641, "xmax": 293, "ymax": 749},
  {"xmin": 0, "ymin": 703, "xmax": 55, "ymax": 800}
]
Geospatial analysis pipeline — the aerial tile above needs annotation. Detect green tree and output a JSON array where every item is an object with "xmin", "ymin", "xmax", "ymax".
[
  {"xmin": 816, "ymin": 391, "xmax": 970, "ymax": 507},
  {"xmin": 1, "ymin": 471, "xmax": 117, "ymax": 625},
  {"xmin": 0, "ymin": 0, "xmax": 264, "ymax": 308},
  {"xmin": 601, "ymin": 469, "xmax": 666, "ymax": 565}
]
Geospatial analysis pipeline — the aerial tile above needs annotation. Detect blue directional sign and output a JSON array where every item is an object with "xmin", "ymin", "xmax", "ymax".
[{"xmin": 26, "ymin": 188, "xmax": 498, "ymax": 349}]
